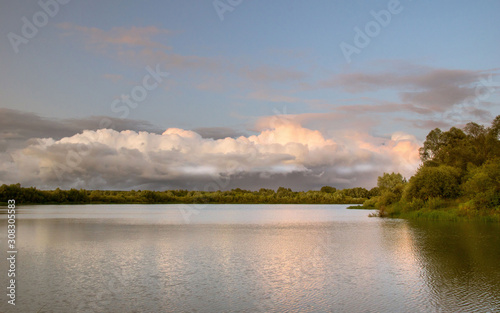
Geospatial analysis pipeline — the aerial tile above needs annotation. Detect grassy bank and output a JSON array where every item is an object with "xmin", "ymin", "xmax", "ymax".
[
  {"xmin": 366, "ymin": 198, "xmax": 500, "ymax": 222},
  {"xmin": 347, "ymin": 204, "xmax": 368, "ymax": 209},
  {"xmin": 353, "ymin": 117, "xmax": 500, "ymax": 222}
]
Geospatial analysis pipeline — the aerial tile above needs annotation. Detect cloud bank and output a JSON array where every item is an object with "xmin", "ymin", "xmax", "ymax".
[{"xmin": 0, "ymin": 111, "xmax": 421, "ymax": 191}]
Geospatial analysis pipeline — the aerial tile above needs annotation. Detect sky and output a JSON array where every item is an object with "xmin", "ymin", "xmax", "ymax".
[{"xmin": 0, "ymin": 0, "xmax": 499, "ymax": 191}]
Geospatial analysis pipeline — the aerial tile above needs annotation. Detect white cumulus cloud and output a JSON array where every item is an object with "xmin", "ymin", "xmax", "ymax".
[{"xmin": 0, "ymin": 121, "xmax": 421, "ymax": 190}]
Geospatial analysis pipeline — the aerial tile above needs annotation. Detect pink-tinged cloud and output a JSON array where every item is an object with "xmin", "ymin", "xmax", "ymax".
[
  {"xmin": 1, "ymin": 120, "xmax": 421, "ymax": 190},
  {"xmin": 247, "ymin": 90, "xmax": 301, "ymax": 103},
  {"xmin": 58, "ymin": 23, "xmax": 173, "ymax": 51},
  {"xmin": 102, "ymin": 73, "xmax": 123, "ymax": 82},
  {"xmin": 57, "ymin": 23, "xmax": 311, "ymax": 97},
  {"xmin": 58, "ymin": 23, "xmax": 221, "ymax": 72}
]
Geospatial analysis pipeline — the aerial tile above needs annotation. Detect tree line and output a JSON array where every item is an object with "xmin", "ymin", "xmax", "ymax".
[
  {"xmin": 4, "ymin": 116, "xmax": 497, "ymax": 215},
  {"xmin": 362, "ymin": 115, "xmax": 500, "ymax": 220},
  {"xmin": 0, "ymin": 184, "xmax": 379, "ymax": 205}
]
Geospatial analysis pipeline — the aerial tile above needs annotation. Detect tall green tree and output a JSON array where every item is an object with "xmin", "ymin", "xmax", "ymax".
[
  {"xmin": 404, "ymin": 165, "xmax": 461, "ymax": 201},
  {"xmin": 377, "ymin": 172, "xmax": 406, "ymax": 192}
]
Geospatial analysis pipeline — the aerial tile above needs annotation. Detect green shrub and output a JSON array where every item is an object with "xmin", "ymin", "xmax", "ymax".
[
  {"xmin": 462, "ymin": 158, "xmax": 500, "ymax": 209},
  {"xmin": 405, "ymin": 165, "xmax": 461, "ymax": 200},
  {"xmin": 379, "ymin": 191, "xmax": 398, "ymax": 206},
  {"xmin": 424, "ymin": 197, "xmax": 447, "ymax": 210},
  {"xmin": 405, "ymin": 198, "xmax": 425, "ymax": 211},
  {"xmin": 377, "ymin": 172, "xmax": 406, "ymax": 191},
  {"xmin": 361, "ymin": 196, "xmax": 380, "ymax": 209}
]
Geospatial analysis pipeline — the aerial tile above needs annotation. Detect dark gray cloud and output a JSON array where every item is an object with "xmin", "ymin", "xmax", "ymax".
[
  {"xmin": 320, "ymin": 67, "xmax": 499, "ymax": 113},
  {"xmin": 0, "ymin": 108, "xmax": 162, "ymax": 151},
  {"xmin": 400, "ymin": 85, "xmax": 473, "ymax": 111},
  {"xmin": 192, "ymin": 127, "xmax": 247, "ymax": 140},
  {"xmin": 157, "ymin": 169, "xmax": 383, "ymax": 192},
  {"xmin": 335, "ymin": 102, "xmax": 434, "ymax": 115},
  {"xmin": 323, "ymin": 68, "xmax": 484, "ymax": 92},
  {"xmin": 395, "ymin": 117, "xmax": 452, "ymax": 131}
]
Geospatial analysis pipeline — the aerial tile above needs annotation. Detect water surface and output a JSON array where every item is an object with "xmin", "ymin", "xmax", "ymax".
[{"xmin": 0, "ymin": 204, "xmax": 499, "ymax": 312}]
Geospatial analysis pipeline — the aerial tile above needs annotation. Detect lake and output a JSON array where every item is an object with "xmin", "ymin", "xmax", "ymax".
[{"xmin": 1, "ymin": 204, "xmax": 499, "ymax": 312}]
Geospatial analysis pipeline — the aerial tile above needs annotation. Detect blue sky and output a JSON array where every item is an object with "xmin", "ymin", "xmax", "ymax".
[{"xmin": 1, "ymin": 0, "xmax": 499, "ymax": 190}]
